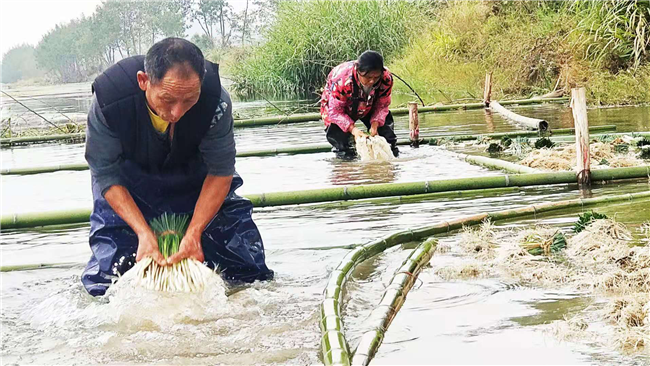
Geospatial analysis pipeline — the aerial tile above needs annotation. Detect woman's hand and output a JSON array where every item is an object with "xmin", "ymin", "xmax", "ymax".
[{"xmin": 351, "ymin": 127, "xmax": 368, "ymax": 139}]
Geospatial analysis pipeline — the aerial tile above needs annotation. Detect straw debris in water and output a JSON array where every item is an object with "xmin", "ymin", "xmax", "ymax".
[
  {"xmin": 518, "ymin": 141, "xmax": 645, "ymax": 171},
  {"xmin": 459, "ymin": 220, "xmax": 498, "ymax": 260},
  {"xmin": 453, "ymin": 216, "xmax": 650, "ymax": 351}
]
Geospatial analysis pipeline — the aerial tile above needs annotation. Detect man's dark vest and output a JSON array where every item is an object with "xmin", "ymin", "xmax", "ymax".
[{"xmin": 92, "ymin": 55, "xmax": 221, "ymax": 173}]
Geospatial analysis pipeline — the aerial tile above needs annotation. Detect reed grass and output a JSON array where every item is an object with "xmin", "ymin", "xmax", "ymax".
[
  {"xmin": 231, "ymin": 0, "xmax": 429, "ymax": 97},
  {"xmin": 570, "ymin": 0, "xmax": 650, "ymax": 70}
]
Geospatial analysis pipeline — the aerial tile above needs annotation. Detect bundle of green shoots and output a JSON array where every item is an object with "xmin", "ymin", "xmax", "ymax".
[
  {"xmin": 521, "ymin": 231, "xmax": 567, "ymax": 256},
  {"xmin": 573, "ymin": 211, "xmax": 609, "ymax": 233},
  {"xmin": 129, "ymin": 213, "xmax": 219, "ymax": 292}
]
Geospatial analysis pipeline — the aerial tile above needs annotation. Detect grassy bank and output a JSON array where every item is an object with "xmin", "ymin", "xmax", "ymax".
[
  {"xmin": 389, "ymin": 1, "xmax": 650, "ymax": 105},
  {"xmin": 232, "ymin": 0, "xmax": 649, "ymax": 106}
]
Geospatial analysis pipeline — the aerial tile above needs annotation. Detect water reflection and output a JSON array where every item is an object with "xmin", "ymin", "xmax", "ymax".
[
  {"xmin": 329, "ymin": 160, "xmax": 398, "ymax": 186},
  {"xmin": 484, "ymin": 108, "xmax": 495, "ymax": 133}
]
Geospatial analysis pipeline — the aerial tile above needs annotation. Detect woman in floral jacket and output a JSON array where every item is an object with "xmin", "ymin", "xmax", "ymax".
[{"xmin": 320, "ymin": 50, "xmax": 399, "ymax": 158}]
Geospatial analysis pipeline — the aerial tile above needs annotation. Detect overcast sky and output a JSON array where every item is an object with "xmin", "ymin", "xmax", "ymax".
[
  {"xmin": 0, "ymin": 0, "xmax": 249, "ymax": 57},
  {"xmin": 1, "ymin": 0, "xmax": 103, "ymax": 56}
]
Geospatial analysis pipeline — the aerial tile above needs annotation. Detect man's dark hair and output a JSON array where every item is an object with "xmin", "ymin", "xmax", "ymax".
[
  {"xmin": 144, "ymin": 37, "xmax": 206, "ymax": 84},
  {"xmin": 356, "ymin": 50, "xmax": 384, "ymax": 74}
]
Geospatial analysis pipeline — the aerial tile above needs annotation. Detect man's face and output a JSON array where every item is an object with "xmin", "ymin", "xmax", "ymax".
[{"xmin": 137, "ymin": 63, "xmax": 201, "ymax": 123}]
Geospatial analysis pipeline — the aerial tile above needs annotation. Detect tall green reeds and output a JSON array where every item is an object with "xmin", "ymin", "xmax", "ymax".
[
  {"xmin": 571, "ymin": 0, "xmax": 650, "ymax": 70},
  {"xmin": 231, "ymin": 0, "xmax": 430, "ymax": 97}
]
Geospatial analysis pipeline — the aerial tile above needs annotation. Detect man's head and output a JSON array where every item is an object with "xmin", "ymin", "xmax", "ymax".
[
  {"xmin": 137, "ymin": 38, "xmax": 206, "ymax": 123},
  {"xmin": 355, "ymin": 50, "xmax": 384, "ymax": 89}
]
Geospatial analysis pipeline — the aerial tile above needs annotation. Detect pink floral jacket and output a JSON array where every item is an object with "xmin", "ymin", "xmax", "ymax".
[{"xmin": 320, "ymin": 61, "xmax": 393, "ymax": 133}]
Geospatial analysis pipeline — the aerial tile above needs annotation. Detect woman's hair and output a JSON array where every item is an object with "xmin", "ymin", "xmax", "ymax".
[{"xmin": 356, "ymin": 50, "xmax": 384, "ymax": 74}]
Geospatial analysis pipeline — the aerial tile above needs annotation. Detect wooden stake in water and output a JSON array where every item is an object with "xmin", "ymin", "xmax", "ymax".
[
  {"xmin": 408, "ymin": 102, "xmax": 419, "ymax": 148},
  {"xmin": 483, "ymin": 72, "xmax": 493, "ymax": 106},
  {"xmin": 571, "ymin": 87, "xmax": 591, "ymax": 186}
]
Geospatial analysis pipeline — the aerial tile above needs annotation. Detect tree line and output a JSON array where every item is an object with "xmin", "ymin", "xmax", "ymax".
[{"xmin": 1, "ymin": 0, "xmax": 275, "ymax": 84}]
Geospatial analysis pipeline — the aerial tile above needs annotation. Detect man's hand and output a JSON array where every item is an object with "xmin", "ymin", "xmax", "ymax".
[
  {"xmin": 369, "ymin": 122, "xmax": 379, "ymax": 137},
  {"xmin": 351, "ymin": 127, "xmax": 368, "ymax": 139},
  {"xmin": 167, "ymin": 228, "xmax": 204, "ymax": 265},
  {"xmin": 136, "ymin": 229, "xmax": 167, "ymax": 266}
]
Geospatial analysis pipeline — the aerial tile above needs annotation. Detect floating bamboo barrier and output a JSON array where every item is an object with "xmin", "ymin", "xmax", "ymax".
[
  {"xmin": 1, "ymin": 97, "xmax": 569, "ymax": 147},
  {"xmin": 1, "ymin": 163, "xmax": 90, "ymax": 175},
  {"xmin": 529, "ymin": 131, "xmax": 650, "ymax": 144},
  {"xmin": 308, "ymin": 186, "xmax": 522, "ymax": 210},
  {"xmin": 320, "ymin": 190, "xmax": 650, "ymax": 366},
  {"xmin": 244, "ymin": 166, "xmax": 650, "ymax": 207},
  {"xmin": 1, "ymin": 126, "xmax": 617, "ymax": 176},
  {"xmin": 351, "ymin": 238, "xmax": 437, "ymax": 366},
  {"xmin": 490, "ymin": 100, "xmax": 549, "ymax": 131},
  {"xmin": 3, "ymin": 190, "xmax": 650, "ymax": 275},
  {"xmin": 0, "ymin": 262, "xmax": 79, "ymax": 272},
  {"xmin": 0, "ymin": 133, "xmax": 85, "ymax": 146},
  {"xmin": 2, "ymin": 165, "xmax": 648, "ymax": 229},
  {"xmin": 458, "ymin": 153, "xmax": 540, "ymax": 174},
  {"xmin": 421, "ymin": 125, "xmax": 615, "ymax": 144}
]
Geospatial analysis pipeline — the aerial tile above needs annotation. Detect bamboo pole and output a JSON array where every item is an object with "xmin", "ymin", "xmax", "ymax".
[
  {"xmin": 1, "ymin": 262, "xmax": 79, "ymax": 272},
  {"xmin": 408, "ymin": 102, "xmax": 419, "ymax": 148},
  {"xmin": 457, "ymin": 153, "xmax": 540, "ymax": 174},
  {"xmin": 483, "ymin": 72, "xmax": 493, "ymax": 105},
  {"xmin": 321, "ymin": 190, "xmax": 650, "ymax": 366},
  {"xmin": 308, "ymin": 186, "xmax": 521, "ymax": 210},
  {"xmin": 571, "ymin": 87, "xmax": 591, "ymax": 186},
  {"xmin": 0, "ymin": 126, "xmax": 618, "ymax": 176},
  {"xmin": 489, "ymin": 100, "xmax": 549, "ymax": 131},
  {"xmin": 2, "ymin": 166, "xmax": 649, "ymax": 229},
  {"xmin": 1, "ymin": 98, "xmax": 570, "ymax": 146},
  {"xmin": 529, "ymin": 131, "xmax": 650, "ymax": 144},
  {"xmin": 422, "ymin": 125, "xmax": 616, "ymax": 144},
  {"xmin": 1, "ymin": 163, "xmax": 89, "ymax": 175},
  {"xmin": 1, "ymin": 133, "xmax": 85, "ymax": 146},
  {"xmin": 235, "ymin": 98, "xmax": 568, "ymax": 128}
]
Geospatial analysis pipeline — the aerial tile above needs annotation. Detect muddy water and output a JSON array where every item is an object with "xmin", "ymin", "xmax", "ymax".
[{"xmin": 1, "ymin": 83, "xmax": 649, "ymax": 365}]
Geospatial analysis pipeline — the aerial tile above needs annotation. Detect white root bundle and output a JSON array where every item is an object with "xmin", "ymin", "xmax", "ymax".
[
  {"xmin": 122, "ymin": 257, "xmax": 222, "ymax": 292},
  {"xmin": 355, "ymin": 135, "xmax": 394, "ymax": 162}
]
